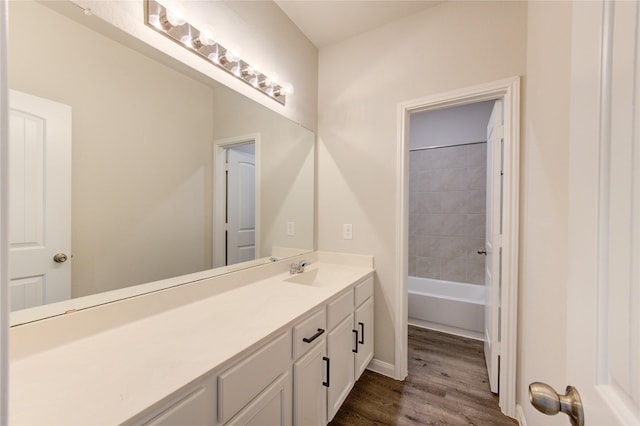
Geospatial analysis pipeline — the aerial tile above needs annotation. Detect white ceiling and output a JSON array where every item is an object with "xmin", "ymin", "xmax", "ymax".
[{"xmin": 274, "ymin": 1, "xmax": 442, "ymax": 48}]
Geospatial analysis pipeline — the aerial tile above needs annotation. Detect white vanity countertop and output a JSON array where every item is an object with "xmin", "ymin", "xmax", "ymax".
[{"xmin": 9, "ymin": 259, "xmax": 374, "ymax": 425}]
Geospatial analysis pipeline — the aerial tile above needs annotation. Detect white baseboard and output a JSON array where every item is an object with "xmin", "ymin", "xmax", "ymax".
[
  {"xmin": 516, "ymin": 404, "xmax": 528, "ymax": 426},
  {"xmin": 366, "ymin": 358, "xmax": 397, "ymax": 379}
]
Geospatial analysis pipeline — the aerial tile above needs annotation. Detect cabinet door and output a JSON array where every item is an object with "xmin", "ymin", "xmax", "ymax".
[
  {"xmin": 354, "ymin": 297, "xmax": 374, "ymax": 380},
  {"xmin": 226, "ymin": 371, "xmax": 291, "ymax": 426},
  {"xmin": 293, "ymin": 339, "xmax": 327, "ymax": 426},
  {"xmin": 326, "ymin": 313, "xmax": 355, "ymax": 422}
]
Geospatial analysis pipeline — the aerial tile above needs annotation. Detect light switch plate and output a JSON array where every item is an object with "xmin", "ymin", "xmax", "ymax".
[
  {"xmin": 287, "ymin": 221, "xmax": 295, "ymax": 236},
  {"xmin": 343, "ymin": 224, "xmax": 353, "ymax": 240}
]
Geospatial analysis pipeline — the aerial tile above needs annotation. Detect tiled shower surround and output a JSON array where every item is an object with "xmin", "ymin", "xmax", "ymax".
[{"xmin": 409, "ymin": 142, "xmax": 487, "ymax": 285}]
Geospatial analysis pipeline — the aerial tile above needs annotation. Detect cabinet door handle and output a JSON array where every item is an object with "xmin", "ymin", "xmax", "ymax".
[
  {"xmin": 323, "ymin": 357, "xmax": 330, "ymax": 388},
  {"xmin": 358, "ymin": 322, "xmax": 365, "ymax": 344},
  {"xmin": 352, "ymin": 329, "xmax": 359, "ymax": 353},
  {"xmin": 302, "ymin": 328, "xmax": 325, "ymax": 343}
]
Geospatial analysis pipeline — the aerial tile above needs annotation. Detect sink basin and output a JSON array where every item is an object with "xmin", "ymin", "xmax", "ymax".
[
  {"xmin": 285, "ymin": 269, "xmax": 323, "ymax": 286},
  {"xmin": 284, "ymin": 265, "xmax": 357, "ymax": 287}
]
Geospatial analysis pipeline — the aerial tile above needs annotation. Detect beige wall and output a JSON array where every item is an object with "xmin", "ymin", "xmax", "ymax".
[
  {"xmin": 317, "ymin": 1, "xmax": 527, "ymax": 368},
  {"xmin": 9, "ymin": 1, "xmax": 215, "ymax": 297},
  {"xmin": 519, "ymin": 1, "xmax": 572, "ymax": 424},
  {"xmin": 212, "ymin": 85, "xmax": 315, "ymax": 259}
]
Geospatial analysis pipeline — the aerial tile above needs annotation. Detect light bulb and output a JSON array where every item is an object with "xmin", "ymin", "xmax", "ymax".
[
  {"xmin": 207, "ymin": 47, "xmax": 221, "ymax": 64},
  {"xmin": 180, "ymin": 34, "xmax": 193, "ymax": 48},
  {"xmin": 198, "ymin": 27, "xmax": 215, "ymax": 47},
  {"xmin": 273, "ymin": 83, "xmax": 294, "ymax": 98},
  {"xmin": 166, "ymin": 8, "xmax": 186, "ymax": 26},
  {"xmin": 224, "ymin": 49, "xmax": 239, "ymax": 63},
  {"xmin": 282, "ymin": 83, "xmax": 294, "ymax": 96},
  {"xmin": 264, "ymin": 73, "xmax": 278, "ymax": 88},
  {"xmin": 248, "ymin": 64, "xmax": 261, "ymax": 76}
]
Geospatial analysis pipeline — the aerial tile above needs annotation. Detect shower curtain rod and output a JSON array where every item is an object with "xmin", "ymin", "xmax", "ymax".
[{"xmin": 409, "ymin": 140, "xmax": 486, "ymax": 152}]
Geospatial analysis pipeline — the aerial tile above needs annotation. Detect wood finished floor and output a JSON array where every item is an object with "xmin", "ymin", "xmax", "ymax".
[{"xmin": 329, "ymin": 326, "xmax": 517, "ymax": 426}]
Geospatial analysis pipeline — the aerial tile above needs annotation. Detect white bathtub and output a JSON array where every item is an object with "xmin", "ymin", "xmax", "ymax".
[{"xmin": 408, "ymin": 276, "xmax": 486, "ymax": 341}]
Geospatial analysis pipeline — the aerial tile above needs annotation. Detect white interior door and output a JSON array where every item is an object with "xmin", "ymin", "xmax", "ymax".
[
  {"xmin": 226, "ymin": 145, "xmax": 256, "ymax": 265},
  {"xmin": 9, "ymin": 90, "xmax": 71, "ymax": 311},
  {"xmin": 561, "ymin": 1, "xmax": 640, "ymax": 424},
  {"xmin": 484, "ymin": 99, "xmax": 502, "ymax": 394}
]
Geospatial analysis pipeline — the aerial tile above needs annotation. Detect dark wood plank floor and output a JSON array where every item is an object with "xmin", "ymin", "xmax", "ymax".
[{"xmin": 329, "ymin": 326, "xmax": 518, "ymax": 425}]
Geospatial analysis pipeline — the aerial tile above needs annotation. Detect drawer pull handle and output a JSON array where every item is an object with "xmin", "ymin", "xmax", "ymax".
[
  {"xmin": 323, "ymin": 357, "xmax": 330, "ymax": 388},
  {"xmin": 358, "ymin": 322, "xmax": 365, "ymax": 344},
  {"xmin": 352, "ymin": 329, "xmax": 359, "ymax": 353},
  {"xmin": 302, "ymin": 328, "xmax": 325, "ymax": 343}
]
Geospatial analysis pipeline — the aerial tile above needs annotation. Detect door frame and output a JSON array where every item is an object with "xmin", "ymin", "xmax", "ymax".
[
  {"xmin": 213, "ymin": 134, "xmax": 261, "ymax": 268},
  {"xmin": 395, "ymin": 77, "xmax": 520, "ymax": 417}
]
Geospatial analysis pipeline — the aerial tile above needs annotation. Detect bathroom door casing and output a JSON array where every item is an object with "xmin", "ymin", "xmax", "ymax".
[
  {"xmin": 8, "ymin": 90, "xmax": 71, "ymax": 311},
  {"xmin": 484, "ymin": 99, "xmax": 502, "ymax": 394}
]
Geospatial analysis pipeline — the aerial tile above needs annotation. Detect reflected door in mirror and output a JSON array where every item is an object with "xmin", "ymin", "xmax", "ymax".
[
  {"xmin": 9, "ymin": 91, "xmax": 71, "ymax": 311},
  {"xmin": 226, "ymin": 144, "xmax": 256, "ymax": 265}
]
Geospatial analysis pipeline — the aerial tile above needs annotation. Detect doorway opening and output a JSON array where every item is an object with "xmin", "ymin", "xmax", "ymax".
[
  {"xmin": 396, "ymin": 77, "xmax": 520, "ymax": 417},
  {"xmin": 213, "ymin": 134, "xmax": 260, "ymax": 268},
  {"xmin": 406, "ymin": 99, "xmax": 501, "ymax": 394}
]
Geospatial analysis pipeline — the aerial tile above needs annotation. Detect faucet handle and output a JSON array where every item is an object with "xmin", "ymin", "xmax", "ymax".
[{"xmin": 298, "ymin": 260, "xmax": 311, "ymax": 272}]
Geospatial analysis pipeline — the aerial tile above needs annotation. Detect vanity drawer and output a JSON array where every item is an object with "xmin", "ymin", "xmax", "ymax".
[
  {"xmin": 293, "ymin": 308, "xmax": 327, "ymax": 359},
  {"xmin": 354, "ymin": 275, "xmax": 374, "ymax": 307},
  {"xmin": 327, "ymin": 289, "xmax": 353, "ymax": 330},
  {"xmin": 218, "ymin": 332, "xmax": 291, "ymax": 424}
]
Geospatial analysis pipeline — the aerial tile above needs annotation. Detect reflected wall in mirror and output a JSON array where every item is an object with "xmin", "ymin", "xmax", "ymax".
[{"xmin": 7, "ymin": 0, "xmax": 314, "ymax": 315}]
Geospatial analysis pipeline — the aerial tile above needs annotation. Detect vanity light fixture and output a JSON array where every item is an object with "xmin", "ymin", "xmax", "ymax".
[{"xmin": 145, "ymin": 0, "xmax": 292, "ymax": 105}]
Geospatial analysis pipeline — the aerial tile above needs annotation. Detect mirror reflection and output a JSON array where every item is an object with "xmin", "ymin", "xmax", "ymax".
[{"xmin": 7, "ymin": 0, "xmax": 314, "ymax": 315}]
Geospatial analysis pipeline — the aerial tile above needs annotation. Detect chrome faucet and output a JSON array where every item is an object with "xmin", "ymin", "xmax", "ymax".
[{"xmin": 289, "ymin": 260, "xmax": 311, "ymax": 274}]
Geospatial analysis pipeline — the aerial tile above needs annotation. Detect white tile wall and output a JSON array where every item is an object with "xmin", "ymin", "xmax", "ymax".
[{"xmin": 409, "ymin": 143, "xmax": 487, "ymax": 285}]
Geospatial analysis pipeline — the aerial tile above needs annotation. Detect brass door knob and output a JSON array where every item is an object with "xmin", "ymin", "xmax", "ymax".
[{"xmin": 53, "ymin": 253, "xmax": 68, "ymax": 263}]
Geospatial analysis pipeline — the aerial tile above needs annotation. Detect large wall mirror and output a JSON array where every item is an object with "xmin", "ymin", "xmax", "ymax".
[{"xmin": 7, "ymin": 0, "xmax": 314, "ymax": 324}]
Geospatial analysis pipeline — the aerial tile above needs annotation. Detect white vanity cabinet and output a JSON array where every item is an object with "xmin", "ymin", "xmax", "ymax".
[
  {"xmin": 326, "ymin": 290, "xmax": 356, "ymax": 421},
  {"xmin": 131, "ymin": 275, "xmax": 374, "ymax": 426},
  {"xmin": 325, "ymin": 274, "xmax": 375, "ymax": 422},
  {"xmin": 218, "ymin": 332, "xmax": 292, "ymax": 425},
  {"xmin": 291, "ymin": 273, "xmax": 375, "ymax": 425},
  {"xmin": 137, "ymin": 332, "xmax": 293, "ymax": 426},
  {"xmin": 292, "ymin": 309, "xmax": 328, "ymax": 426}
]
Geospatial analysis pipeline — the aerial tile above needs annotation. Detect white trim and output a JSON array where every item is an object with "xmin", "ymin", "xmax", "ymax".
[
  {"xmin": 0, "ymin": 1, "xmax": 9, "ymax": 422},
  {"xmin": 395, "ymin": 76, "xmax": 520, "ymax": 417},
  {"xmin": 213, "ymin": 134, "xmax": 261, "ymax": 268},
  {"xmin": 395, "ymin": 97, "xmax": 410, "ymax": 381},
  {"xmin": 366, "ymin": 358, "xmax": 396, "ymax": 378},
  {"xmin": 516, "ymin": 404, "xmax": 528, "ymax": 426}
]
